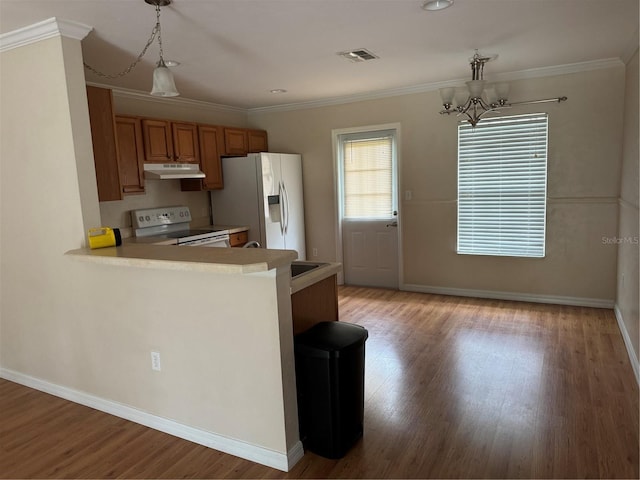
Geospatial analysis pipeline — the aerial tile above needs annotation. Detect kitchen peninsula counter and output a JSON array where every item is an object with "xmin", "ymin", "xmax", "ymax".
[{"xmin": 66, "ymin": 244, "xmax": 297, "ymax": 274}]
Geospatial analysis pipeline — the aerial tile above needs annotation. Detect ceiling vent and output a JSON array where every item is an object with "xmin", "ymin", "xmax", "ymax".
[{"xmin": 338, "ymin": 49, "xmax": 379, "ymax": 63}]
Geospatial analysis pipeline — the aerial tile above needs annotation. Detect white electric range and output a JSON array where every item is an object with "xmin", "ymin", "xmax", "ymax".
[{"xmin": 131, "ymin": 206, "xmax": 230, "ymax": 247}]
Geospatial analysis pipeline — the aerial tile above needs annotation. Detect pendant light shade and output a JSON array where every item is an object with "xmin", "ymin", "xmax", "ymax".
[{"xmin": 151, "ymin": 60, "xmax": 179, "ymax": 97}]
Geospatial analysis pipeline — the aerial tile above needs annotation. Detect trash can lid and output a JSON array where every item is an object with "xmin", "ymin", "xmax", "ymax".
[{"xmin": 295, "ymin": 321, "xmax": 368, "ymax": 355}]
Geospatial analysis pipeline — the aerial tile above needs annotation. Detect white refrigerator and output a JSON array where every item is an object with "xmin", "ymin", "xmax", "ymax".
[{"xmin": 211, "ymin": 153, "xmax": 306, "ymax": 259}]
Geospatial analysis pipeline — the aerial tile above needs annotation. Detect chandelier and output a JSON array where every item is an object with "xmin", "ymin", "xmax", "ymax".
[
  {"xmin": 84, "ymin": 0, "xmax": 179, "ymax": 97},
  {"xmin": 439, "ymin": 51, "xmax": 567, "ymax": 126}
]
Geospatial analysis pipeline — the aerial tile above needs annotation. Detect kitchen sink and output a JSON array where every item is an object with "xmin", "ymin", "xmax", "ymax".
[{"xmin": 291, "ymin": 261, "xmax": 327, "ymax": 278}]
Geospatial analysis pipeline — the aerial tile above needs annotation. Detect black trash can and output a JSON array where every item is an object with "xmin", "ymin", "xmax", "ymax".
[{"xmin": 294, "ymin": 321, "xmax": 368, "ymax": 459}]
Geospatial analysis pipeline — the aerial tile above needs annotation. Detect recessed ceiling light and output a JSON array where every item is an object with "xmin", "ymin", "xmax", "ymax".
[
  {"xmin": 163, "ymin": 60, "xmax": 180, "ymax": 67},
  {"xmin": 269, "ymin": 89, "xmax": 287, "ymax": 94},
  {"xmin": 422, "ymin": 0, "xmax": 454, "ymax": 11}
]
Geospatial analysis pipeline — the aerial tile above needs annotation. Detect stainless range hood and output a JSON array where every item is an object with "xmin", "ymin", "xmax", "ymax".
[{"xmin": 143, "ymin": 163, "xmax": 205, "ymax": 180}]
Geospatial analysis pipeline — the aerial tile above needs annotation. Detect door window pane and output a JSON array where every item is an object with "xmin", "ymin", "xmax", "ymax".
[{"xmin": 340, "ymin": 131, "xmax": 395, "ymax": 219}]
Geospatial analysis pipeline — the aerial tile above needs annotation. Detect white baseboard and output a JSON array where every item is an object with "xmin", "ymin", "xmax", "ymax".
[
  {"xmin": 0, "ymin": 368, "xmax": 303, "ymax": 472},
  {"xmin": 401, "ymin": 283, "xmax": 615, "ymax": 308},
  {"xmin": 614, "ymin": 305, "xmax": 640, "ymax": 386}
]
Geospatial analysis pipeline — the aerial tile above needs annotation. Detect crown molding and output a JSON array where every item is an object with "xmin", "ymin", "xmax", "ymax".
[
  {"xmin": 84, "ymin": 56, "xmax": 625, "ymax": 115},
  {"xmin": 0, "ymin": 17, "xmax": 92, "ymax": 53},
  {"xmin": 249, "ymin": 57, "xmax": 625, "ymax": 114},
  {"xmin": 87, "ymin": 82, "xmax": 247, "ymax": 114}
]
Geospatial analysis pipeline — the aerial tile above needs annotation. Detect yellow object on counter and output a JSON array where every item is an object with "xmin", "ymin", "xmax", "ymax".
[{"xmin": 87, "ymin": 227, "xmax": 122, "ymax": 249}]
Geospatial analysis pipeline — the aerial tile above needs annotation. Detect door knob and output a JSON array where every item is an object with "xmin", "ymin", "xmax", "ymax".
[{"xmin": 386, "ymin": 221, "xmax": 398, "ymax": 227}]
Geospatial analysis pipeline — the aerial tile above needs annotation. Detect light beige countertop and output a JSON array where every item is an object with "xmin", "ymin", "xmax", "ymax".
[
  {"xmin": 66, "ymin": 244, "xmax": 297, "ymax": 274},
  {"xmin": 213, "ymin": 225, "xmax": 249, "ymax": 234},
  {"xmin": 290, "ymin": 262, "xmax": 342, "ymax": 294}
]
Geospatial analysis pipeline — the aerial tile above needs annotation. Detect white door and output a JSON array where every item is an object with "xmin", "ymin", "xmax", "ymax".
[{"xmin": 336, "ymin": 126, "xmax": 399, "ymax": 289}]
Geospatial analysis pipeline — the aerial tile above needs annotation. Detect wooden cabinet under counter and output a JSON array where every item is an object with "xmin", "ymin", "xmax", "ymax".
[
  {"xmin": 291, "ymin": 274, "xmax": 339, "ymax": 335},
  {"xmin": 229, "ymin": 230, "xmax": 248, "ymax": 247}
]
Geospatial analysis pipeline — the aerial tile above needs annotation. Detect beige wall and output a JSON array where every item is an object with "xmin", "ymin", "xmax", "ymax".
[
  {"xmin": 0, "ymin": 30, "xmax": 298, "ymax": 468},
  {"xmin": 250, "ymin": 66, "xmax": 626, "ymax": 303},
  {"xmin": 616, "ymin": 48, "xmax": 639, "ymax": 370}
]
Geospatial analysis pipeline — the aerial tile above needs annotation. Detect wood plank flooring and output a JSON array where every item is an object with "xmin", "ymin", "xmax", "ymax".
[{"xmin": 1, "ymin": 286, "xmax": 638, "ymax": 478}]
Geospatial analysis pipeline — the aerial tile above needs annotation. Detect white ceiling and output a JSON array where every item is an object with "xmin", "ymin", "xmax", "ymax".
[{"xmin": 1, "ymin": 0, "xmax": 638, "ymax": 110}]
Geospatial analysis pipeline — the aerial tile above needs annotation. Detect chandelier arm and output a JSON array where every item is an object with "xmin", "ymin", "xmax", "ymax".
[
  {"xmin": 507, "ymin": 96, "xmax": 568, "ymax": 107},
  {"xmin": 83, "ymin": 8, "xmax": 161, "ymax": 79}
]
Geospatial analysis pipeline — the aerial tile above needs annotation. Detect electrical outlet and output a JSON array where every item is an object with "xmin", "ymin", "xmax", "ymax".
[
  {"xmin": 312, "ymin": 248, "xmax": 318, "ymax": 257},
  {"xmin": 151, "ymin": 351, "xmax": 161, "ymax": 372}
]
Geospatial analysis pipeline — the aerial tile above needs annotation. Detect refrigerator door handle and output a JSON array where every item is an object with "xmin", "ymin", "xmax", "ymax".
[
  {"xmin": 282, "ymin": 182, "xmax": 290, "ymax": 234},
  {"xmin": 278, "ymin": 182, "xmax": 285, "ymax": 235}
]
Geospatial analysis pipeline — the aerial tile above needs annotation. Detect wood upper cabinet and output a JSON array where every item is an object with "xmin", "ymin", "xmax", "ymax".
[
  {"xmin": 223, "ymin": 127, "xmax": 268, "ymax": 156},
  {"xmin": 141, "ymin": 119, "xmax": 173, "ymax": 162},
  {"xmin": 86, "ymin": 86, "xmax": 123, "ymax": 202},
  {"xmin": 114, "ymin": 116, "xmax": 145, "ymax": 194},
  {"xmin": 141, "ymin": 119, "xmax": 199, "ymax": 164},
  {"xmin": 181, "ymin": 124, "xmax": 223, "ymax": 191},
  {"xmin": 199, "ymin": 125, "xmax": 223, "ymax": 189},
  {"xmin": 172, "ymin": 122, "xmax": 200, "ymax": 163},
  {"xmin": 247, "ymin": 129, "xmax": 268, "ymax": 153},
  {"xmin": 223, "ymin": 127, "xmax": 248, "ymax": 156}
]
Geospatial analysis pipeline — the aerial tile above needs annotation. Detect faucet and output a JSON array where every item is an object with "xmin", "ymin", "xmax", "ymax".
[{"xmin": 242, "ymin": 241, "xmax": 261, "ymax": 248}]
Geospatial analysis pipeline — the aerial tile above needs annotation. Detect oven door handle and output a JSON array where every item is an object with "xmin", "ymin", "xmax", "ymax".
[{"xmin": 179, "ymin": 234, "xmax": 230, "ymax": 247}]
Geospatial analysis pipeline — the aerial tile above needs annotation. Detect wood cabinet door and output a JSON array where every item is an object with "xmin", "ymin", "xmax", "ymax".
[
  {"xmin": 115, "ymin": 116, "xmax": 145, "ymax": 194},
  {"xmin": 199, "ymin": 125, "xmax": 223, "ymax": 189},
  {"xmin": 86, "ymin": 86, "xmax": 122, "ymax": 201},
  {"xmin": 141, "ymin": 119, "xmax": 173, "ymax": 162},
  {"xmin": 247, "ymin": 129, "xmax": 268, "ymax": 153},
  {"xmin": 172, "ymin": 122, "xmax": 200, "ymax": 163},
  {"xmin": 223, "ymin": 128, "xmax": 248, "ymax": 156},
  {"xmin": 229, "ymin": 231, "xmax": 248, "ymax": 247}
]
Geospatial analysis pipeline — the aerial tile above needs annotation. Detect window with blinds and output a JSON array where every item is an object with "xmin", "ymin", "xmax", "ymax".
[
  {"xmin": 457, "ymin": 113, "xmax": 548, "ymax": 258},
  {"xmin": 340, "ymin": 130, "xmax": 395, "ymax": 219}
]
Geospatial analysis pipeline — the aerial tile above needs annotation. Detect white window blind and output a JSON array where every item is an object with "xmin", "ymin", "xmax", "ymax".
[
  {"xmin": 340, "ymin": 131, "xmax": 394, "ymax": 219},
  {"xmin": 457, "ymin": 113, "xmax": 548, "ymax": 258}
]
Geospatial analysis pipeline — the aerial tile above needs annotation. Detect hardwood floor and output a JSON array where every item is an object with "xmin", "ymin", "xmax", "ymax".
[{"xmin": 1, "ymin": 286, "xmax": 638, "ymax": 478}]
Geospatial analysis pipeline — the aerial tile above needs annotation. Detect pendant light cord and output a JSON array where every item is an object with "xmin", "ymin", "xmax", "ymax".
[{"xmin": 83, "ymin": 5, "xmax": 163, "ymax": 79}]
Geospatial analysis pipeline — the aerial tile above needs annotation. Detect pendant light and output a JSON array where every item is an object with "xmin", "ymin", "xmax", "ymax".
[
  {"xmin": 83, "ymin": 0, "xmax": 179, "ymax": 97},
  {"xmin": 147, "ymin": 0, "xmax": 179, "ymax": 97}
]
